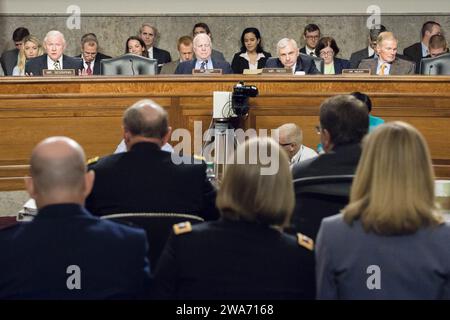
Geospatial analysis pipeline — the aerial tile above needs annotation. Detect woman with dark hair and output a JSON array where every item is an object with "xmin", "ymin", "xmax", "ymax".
[
  {"xmin": 315, "ymin": 36, "xmax": 350, "ymax": 74},
  {"xmin": 350, "ymin": 91, "xmax": 385, "ymax": 131},
  {"xmin": 125, "ymin": 36, "xmax": 148, "ymax": 57},
  {"xmin": 231, "ymin": 27, "xmax": 271, "ymax": 74}
]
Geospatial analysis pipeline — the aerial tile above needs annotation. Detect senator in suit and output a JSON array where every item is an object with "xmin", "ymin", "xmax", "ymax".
[
  {"xmin": 0, "ymin": 137, "xmax": 151, "ymax": 299},
  {"xmin": 265, "ymin": 38, "xmax": 320, "ymax": 74},
  {"xmin": 85, "ymin": 99, "xmax": 219, "ymax": 221},
  {"xmin": 175, "ymin": 33, "xmax": 232, "ymax": 74},
  {"xmin": 192, "ymin": 22, "xmax": 226, "ymax": 63},
  {"xmin": 25, "ymin": 30, "xmax": 83, "ymax": 76},
  {"xmin": 358, "ymin": 32, "xmax": 415, "ymax": 75},
  {"xmin": 154, "ymin": 138, "xmax": 316, "ymax": 300},
  {"xmin": 315, "ymin": 36, "xmax": 350, "ymax": 74},
  {"xmin": 76, "ymin": 33, "xmax": 111, "ymax": 75},
  {"xmin": 160, "ymin": 35, "xmax": 193, "ymax": 74}
]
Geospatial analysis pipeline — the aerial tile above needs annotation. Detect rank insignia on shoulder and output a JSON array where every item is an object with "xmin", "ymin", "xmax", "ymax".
[
  {"xmin": 173, "ymin": 221, "xmax": 192, "ymax": 235},
  {"xmin": 87, "ymin": 156, "xmax": 99, "ymax": 165},
  {"xmin": 297, "ymin": 233, "xmax": 314, "ymax": 251}
]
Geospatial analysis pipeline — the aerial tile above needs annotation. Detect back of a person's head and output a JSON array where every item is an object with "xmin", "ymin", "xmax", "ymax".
[
  {"xmin": 344, "ymin": 121, "xmax": 442, "ymax": 235},
  {"xmin": 216, "ymin": 137, "xmax": 294, "ymax": 227},
  {"xmin": 429, "ymin": 34, "xmax": 447, "ymax": 50},
  {"xmin": 320, "ymin": 94, "xmax": 368, "ymax": 146},
  {"xmin": 123, "ymin": 99, "xmax": 169, "ymax": 139},
  {"xmin": 350, "ymin": 91, "xmax": 372, "ymax": 113},
  {"xmin": 369, "ymin": 24, "xmax": 387, "ymax": 42}
]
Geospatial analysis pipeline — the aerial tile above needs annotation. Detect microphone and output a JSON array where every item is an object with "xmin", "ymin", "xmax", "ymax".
[
  {"xmin": 428, "ymin": 64, "xmax": 434, "ymax": 75},
  {"xmin": 129, "ymin": 59, "xmax": 136, "ymax": 76}
]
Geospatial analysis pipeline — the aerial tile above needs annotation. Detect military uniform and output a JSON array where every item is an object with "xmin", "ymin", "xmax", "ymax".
[
  {"xmin": 153, "ymin": 218, "xmax": 315, "ymax": 299},
  {"xmin": 85, "ymin": 142, "xmax": 219, "ymax": 221}
]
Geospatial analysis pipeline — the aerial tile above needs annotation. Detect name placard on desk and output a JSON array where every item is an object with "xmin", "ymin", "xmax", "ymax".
[
  {"xmin": 192, "ymin": 69, "xmax": 222, "ymax": 75},
  {"xmin": 262, "ymin": 68, "xmax": 292, "ymax": 75},
  {"xmin": 342, "ymin": 69, "xmax": 371, "ymax": 75},
  {"xmin": 43, "ymin": 69, "xmax": 76, "ymax": 76}
]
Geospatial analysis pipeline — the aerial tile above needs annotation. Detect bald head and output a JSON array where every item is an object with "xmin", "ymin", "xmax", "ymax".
[{"xmin": 277, "ymin": 123, "xmax": 303, "ymax": 160}]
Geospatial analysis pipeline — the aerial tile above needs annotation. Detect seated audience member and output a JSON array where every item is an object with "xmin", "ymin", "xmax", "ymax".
[
  {"xmin": 175, "ymin": 33, "xmax": 232, "ymax": 74},
  {"xmin": 25, "ymin": 30, "xmax": 83, "ymax": 76},
  {"xmin": 300, "ymin": 24, "xmax": 321, "ymax": 57},
  {"xmin": 265, "ymin": 38, "xmax": 320, "ymax": 74},
  {"xmin": 316, "ymin": 121, "xmax": 450, "ymax": 299},
  {"xmin": 154, "ymin": 137, "xmax": 316, "ymax": 300},
  {"xmin": 160, "ymin": 36, "xmax": 194, "ymax": 74},
  {"xmin": 277, "ymin": 123, "xmax": 318, "ymax": 167},
  {"xmin": 139, "ymin": 23, "xmax": 171, "ymax": 66},
  {"xmin": 76, "ymin": 33, "xmax": 111, "ymax": 75},
  {"xmin": 192, "ymin": 22, "xmax": 226, "ymax": 62},
  {"xmin": 349, "ymin": 24, "xmax": 386, "ymax": 69},
  {"xmin": 0, "ymin": 136, "xmax": 151, "ymax": 299},
  {"xmin": 358, "ymin": 32, "xmax": 415, "ymax": 75},
  {"xmin": 315, "ymin": 36, "xmax": 350, "ymax": 74},
  {"xmin": 292, "ymin": 95, "xmax": 369, "ymax": 179},
  {"xmin": 404, "ymin": 21, "xmax": 441, "ymax": 73},
  {"xmin": 1, "ymin": 27, "xmax": 30, "ymax": 75},
  {"xmin": 12, "ymin": 35, "xmax": 44, "ymax": 76},
  {"xmin": 85, "ymin": 99, "xmax": 219, "ymax": 220},
  {"xmin": 125, "ymin": 36, "xmax": 149, "ymax": 57},
  {"xmin": 350, "ymin": 92, "xmax": 384, "ymax": 131},
  {"xmin": 231, "ymin": 27, "xmax": 271, "ymax": 74},
  {"xmin": 427, "ymin": 34, "xmax": 449, "ymax": 58}
]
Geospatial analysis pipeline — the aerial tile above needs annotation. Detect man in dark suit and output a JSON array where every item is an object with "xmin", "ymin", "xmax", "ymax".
[
  {"xmin": 160, "ymin": 36, "xmax": 193, "ymax": 74},
  {"xmin": 403, "ymin": 21, "xmax": 441, "ymax": 73},
  {"xmin": 25, "ymin": 30, "xmax": 83, "ymax": 76},
  {"xmin": 192, "ymin": 22, "xmax": 226, "ymax": 62},
  {"xmin": 139, "ymin": 23, "xmax": 171, "ymax": 73},
  {"xmin": 358, "ymin": 32, "xmax": 415, "ymax": 75},
  {"xmin": 299, "ymin": 24, "xmax": 321, "ymax": 57},
  {"xmin": 85, "ymin": 99, "xmax": 219, "ymax": 221},
  {"xmin": 0, "ymin": 27, "xmax": 30, "ymax": 75},
  {"xmin": 76, "ymin": 33, "xmax": 111, "ymax": 75},
  {"xmin": 349, "ymin": 24, "xmax": 386, "ymax": 68},
  {"xmin": 265, "ymin": 38, "xmax": 320, "ymax": 74},
  {"xmin": 0, "ymin": 136, "xmax": 151, "ymax": 299},
  {"xmin": 175, "ymin": 33, "xmax": 232, "ymax": 74}
]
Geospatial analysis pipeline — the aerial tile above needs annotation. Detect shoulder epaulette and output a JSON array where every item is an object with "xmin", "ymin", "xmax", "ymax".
[
  {"xmin": 87, "ymin": 156, "xmax": 99, "ymax": 165},
  {"xmin": 193, "ymin": 154, "xmax": 206, "ymax": 161},
  {"xmin": 173, "ymin": 221, "xmax": 193, "ymax": 235},
  {"xmin": 297, "ymin": 233, "xmax": 314, "ymax": 251}
]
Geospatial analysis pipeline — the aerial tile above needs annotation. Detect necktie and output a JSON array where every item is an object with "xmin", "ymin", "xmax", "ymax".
[
  {"xmin": 310, "ymin": 52, "xmax": 315, "ymax": 56},
  {"xmin": 86, "ymin": 63, "xmax": 92, "ymax": 75},
  {"xmin": 53, "ymin": 60, "xmax": 61, "ymax": 70},
  {"xmin": 200, "ymin": 60, "xmax": 207, "ymax": 70},
  {"xmin": 379, "ymin": 63, "xmax": 387, "ymax": 75}
]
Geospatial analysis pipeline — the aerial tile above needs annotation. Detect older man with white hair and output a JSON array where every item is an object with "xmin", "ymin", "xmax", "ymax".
[
  {"xmin": 175, "ymin": 33, "xmax": 232, "ymax": 74},
  {"xmin": 25, "ymin": 30, "xmax": 83, "ymax": 76},
  {"xmin": 277, "ymin": 123, "xmax": 318, "ymax": 167}
]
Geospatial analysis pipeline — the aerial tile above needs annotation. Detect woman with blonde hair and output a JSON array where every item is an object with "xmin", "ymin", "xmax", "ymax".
[
  {"xmin": 316, "ymin": 121, "xmax": 450, "ymax": 299},
  {"xmin": 12, "ymin": 35, "xmax": 44, "ymax": 76},
  {"xmin": 154, "ymin": 137, "xmax": 316, "ymax": 299}
]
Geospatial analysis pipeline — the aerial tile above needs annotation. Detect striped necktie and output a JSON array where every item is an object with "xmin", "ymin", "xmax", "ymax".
[{"xmin": 53, "ymin": 60, "xmax": 61, "ymax": 70}]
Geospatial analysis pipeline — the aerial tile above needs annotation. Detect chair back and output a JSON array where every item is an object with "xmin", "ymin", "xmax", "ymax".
[
  {"xmin": 101, "ymin": 213, "xmax": 204, "ymax": 267},
  {"xmin": 300, "ymin": 53, "xmax": 324, "ymax": 74},
  {"xmin": 100, "ymin": 53, "xmax": 158, "ymax": 75},
  {"xmin": 289, "ymin": 175, "xmax": 354, "ymax": 240}
]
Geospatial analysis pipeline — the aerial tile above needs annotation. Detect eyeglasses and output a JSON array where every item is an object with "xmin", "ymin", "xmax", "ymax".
[
  {"xmin": 320, "ymin": 51, "xmax": 334, "ymax": 57},
  {"xmin": 315, "ymin": 125, "xmax": 322, "ymax": 135},
  {"xmin": 305, "ymin": 35, "xmax": 320, "ymax": 40},
  {"xmin": 280, "ymin": 142, "xmax": 293, "ymax": 147}
]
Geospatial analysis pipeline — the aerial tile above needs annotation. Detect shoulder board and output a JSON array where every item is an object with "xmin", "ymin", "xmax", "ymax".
[
  {"xmin": 87, "ymin": 156, "xmax": 99, "ymax": 165},
  {"xmin": 297, "ymin": 233, "xmax": 314, "ymax": 251},
  {"xmin": 193, "ymin": 154, "xmax": 206, "ymax": 161},
  {"xmin": 173, "ymin": 221, "xmax": 193, "ymax": 235}
]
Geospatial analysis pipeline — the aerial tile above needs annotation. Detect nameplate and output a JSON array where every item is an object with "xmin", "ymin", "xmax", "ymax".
[
  {"xmin": 192, "ymin": 68, "xmax": 222, "ymax": 75},
  {"xmin": 342, "ymin": 69, "xmax": 371, "ymax": 75},
  {"xmin": 43, "ymin": 69, "xmax": 76, "ymax": 76},
  {"xmin": 243, "ymin": 69, "xmax": 262, "ymax": 75},
  {"xmin": 262, "ymin": 68, "xmax": 292, "ymax": 74}
]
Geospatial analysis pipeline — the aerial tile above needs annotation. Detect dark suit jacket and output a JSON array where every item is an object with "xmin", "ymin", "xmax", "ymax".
[
  {"xmin": 25, "ymin": 54, "xmax": 83, "ymax": 76},
  {"xmin": 153, "ymin": 47, "xmax": 172, "ymax": 67},
  {"xmin": 85, "ymin": 142, "xmax": 219, "ymax": 220},
  {"xmin": 175, "ymin": 58, "xmax": 233, "ymax": 74},
  {"xmin": 0, "ymin": 203, "xmax": 151, "ymax": 299},
  {"xmin": 349, "ymin": 47, "xmax": 371, "ymax": 69},
  {"xmin": 0, "ymin": 48, "xmax": 19, "ymax": 76},
  {"xmin": 76, "ymin": 52, "xmax": 111, "ymax": 75},
  {"xmin": 154, "ymin": 218, "xmax": 316, "ymax": 299},
  {"xmin": 265, "ymin": 55, "xmax": 320, "ymax": 74},
  {"xmin": 358, "ymin": 57, "xmax": 415, "ymax": 75},
  {"xmin": 403, "ymin": 42, "xmax": 422, "ymax": 73},
  {"xmin": 331, "ymin": 57, "xmax": 351, "ymax": 74},
  {"xmin": 230, "ymin": 51, "xmax": 272, "ymax": 74},
  {"xmin": 299, "ymin": 46, "xmax": 316, "ymax": 56}
]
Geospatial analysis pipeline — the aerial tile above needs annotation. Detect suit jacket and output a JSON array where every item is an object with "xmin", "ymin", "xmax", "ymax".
[
  {"xmin": 0, "ymin": 48, "xmax": 19, "ymax": 76},
  {"xmin": 152, "ymin": 47, "xmax": 172, "ymax": 67},
  {"xmin": 358, "ymin": 57, "xmax": 415, "ymax": 75},
  {"xmin": 160, "ymin": 60, "xmax": 179, "ymax": 74},
  {"xmin": 292, "ymin": 143, "xmax": 362, "ymax": 179},
  {"xmin": 175, "ymin": 58, "xmax": 233, "ymax": 74},
  {"xmin": 25, "ymin": 54, "xmax": 83, "ymax": 76},
  {"xmin": 349, "ymin": 47, "xmax": 371, "ymax": 69},
  {"xmin": 331, "ymin": 57, "xmax": 351, "ymax": 74},
  {"xmin": 76, "ymin": 52, "xmax": 112, "ymax": 75},
  {"xmin": 85, "ymin": 142, "xmax": 219, "ymax": 220},
  {"xmin": 154, "ymin": 218, "xmax": 316, "ymax": 300},
  {"xmin": 211, "ymin": 49, "xmax": 226, "ymax": 62},
  {"xmin": 0, "ymin": 203, "xmax": 151, "ymax": 299},
  {"xmin": 265, "ymin": 55, "xmax": 320, "ymax": 74},
  {"xmin": 230, "ymin": 51, "xmax": 272, "ymax": 74},
  {"xmin": 299, "ymin": 46, "xmax": 316, "ymax": 56},
  {"xmin": 316, "ymin": 214, "xmax": 450, "ymax": 299},
  {"xmin": 403, "ymin": 42, "xmax": 422, "ymax": 73}
]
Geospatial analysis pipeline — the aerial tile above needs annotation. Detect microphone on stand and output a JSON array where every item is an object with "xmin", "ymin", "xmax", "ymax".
[
  {"xmin": 428, "ymin": 64, "xmax": 434, "ymax": 75},
  {"xmin": 129, "ymin": 59, "xmax": 136, "ymax": 76}
]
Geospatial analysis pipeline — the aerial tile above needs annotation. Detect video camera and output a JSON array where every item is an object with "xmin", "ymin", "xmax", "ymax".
[{"xmin": 232, "ymin": 81, "xmax": 259, "ymax": 116}]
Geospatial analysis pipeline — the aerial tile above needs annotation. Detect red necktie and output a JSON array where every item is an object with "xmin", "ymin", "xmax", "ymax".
[{"xmin": 86, "ymin": 63, "xmax": 92, "ymax": 75}]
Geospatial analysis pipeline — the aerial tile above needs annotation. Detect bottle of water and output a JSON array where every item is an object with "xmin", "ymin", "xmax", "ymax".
[{"xmin": 206, "ymin": 162, "xmax": 218, "ymax": 189}]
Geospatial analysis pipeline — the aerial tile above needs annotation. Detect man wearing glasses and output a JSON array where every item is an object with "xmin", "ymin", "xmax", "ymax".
[
  {"xmin": 1, "ymin": 27, "xmax": 30, "ymax": 75},
  {"xmin": 77, "ymin": 33, "xmax": 111, "ymax": 75},
  {"xmin": 277, "ymin": 123, "xmax": 318, "ymax": 167},
  {"xmin": 300, "ymin": 24, "xmax": 321, "ymax": 57}
]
